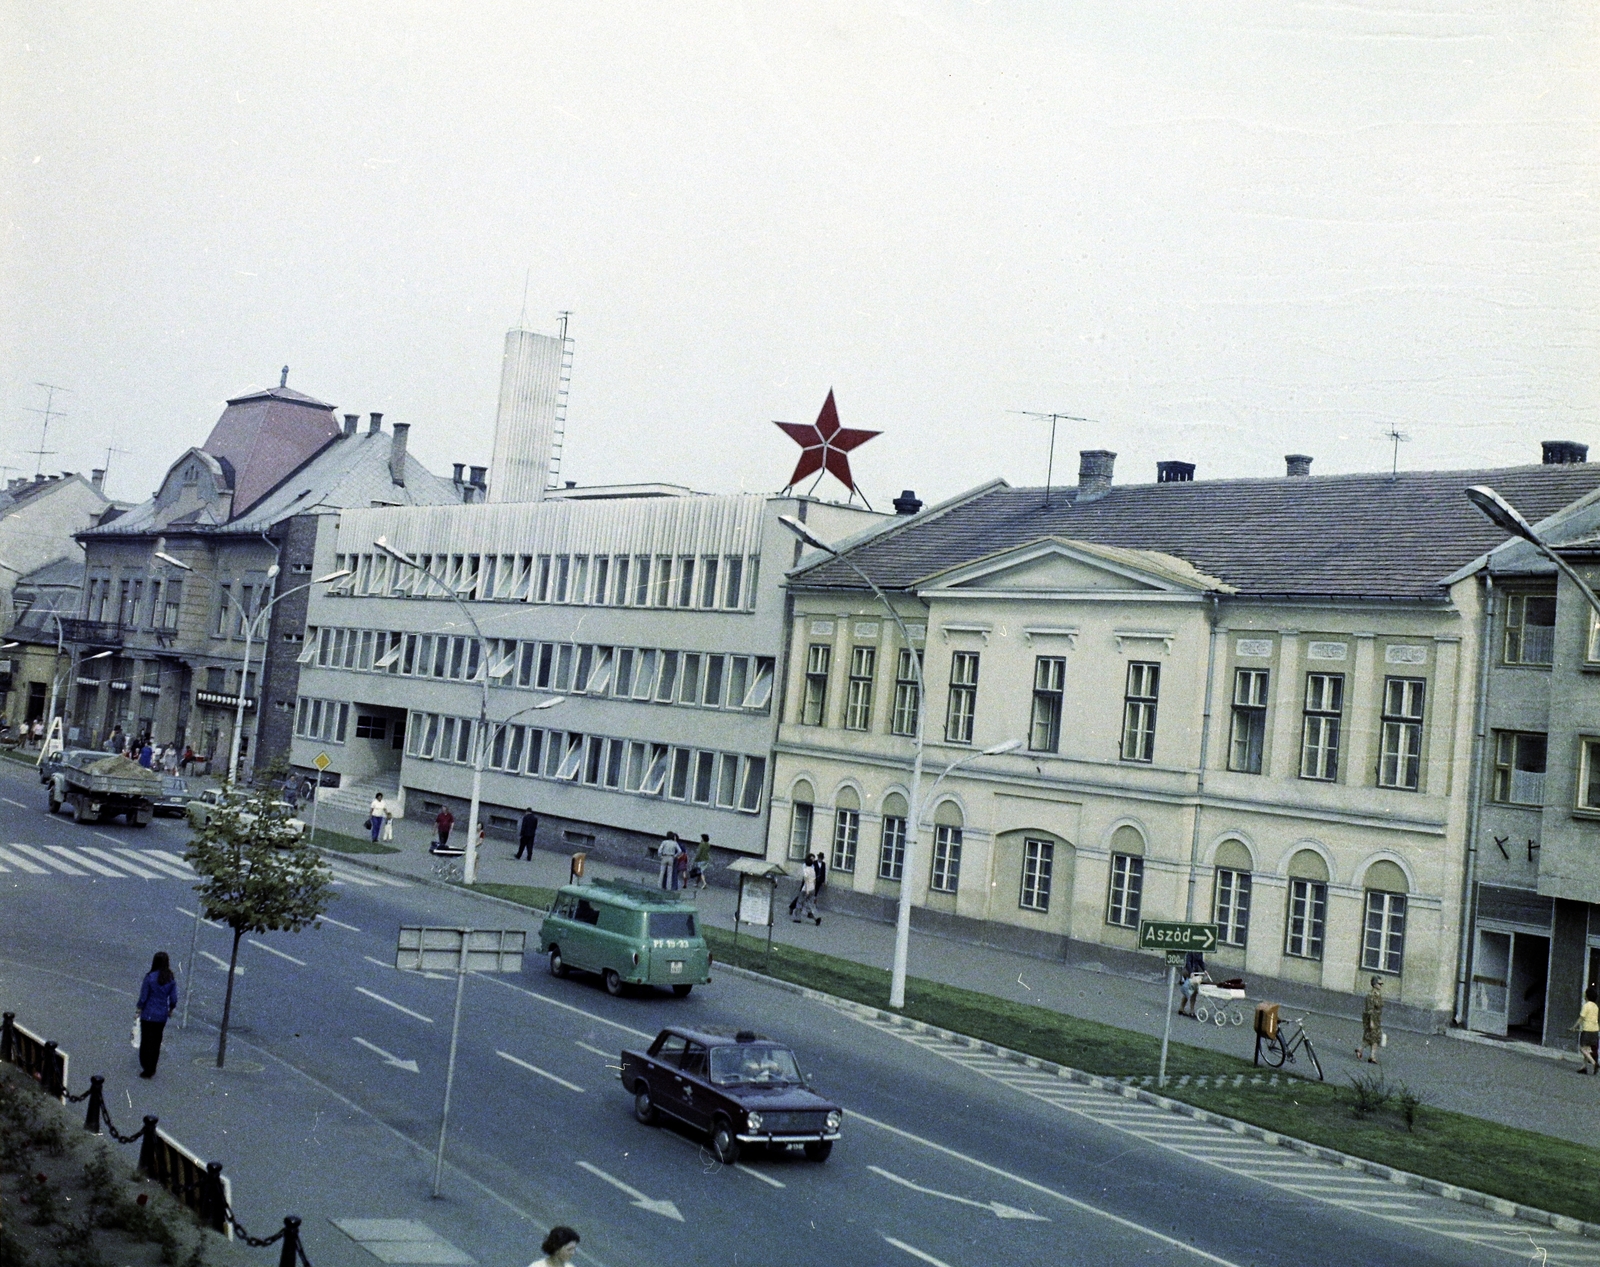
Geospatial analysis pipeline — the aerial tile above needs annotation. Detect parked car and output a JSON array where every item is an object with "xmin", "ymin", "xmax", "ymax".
[
  {"xmin": 538, "ymin": 879, "xmax": 711, "ymax": 997},
  {"xmin": 153, "ymin": 775, "xmax": 194, "ymax": 817},
  {"xmin": 620, "ymin": 1027, "xmax": 843, "ymax": 1164},
  {"xmin": 185, "ymin": 788, "xmax": 308, "ymax": 839}
]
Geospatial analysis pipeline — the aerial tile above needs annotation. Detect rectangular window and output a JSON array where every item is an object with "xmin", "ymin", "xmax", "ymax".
[
  {"xmin": 641, "ymin": 743, "xmax": 670, "ymax": 795},
  {"xmin": 669, "ymin": 748, "xmax": 692, "ymax": 799},
  {"xmin": 555, "ymin": 644, "xmax": 574, "ymax": 692},
  {"xmin": 743, "ymin": 658, "xmax": 774, "ymax": 709},
  {"xmin": 147, "ymin": 581, "xmax": 161, "ymax": 628},
  {"xmin": 930, "ymin": 824, "xmax": 962, "ymax": 892},
  {"xmin": 1029, "ymin": 657, "xmax": 1065, "ymax": 752},
  {"xmin": 163, "ymin": 581, "xmax": 182, "ymax": 630},
  {"xmin": 525, "ymin": 728, "xmax": 544, "ymax": 775},
  {"xmin": 1504, "ymin": 593, "xmax": 1556, "ymax": 666},
  {"xmin": 634, "ymin": 649, "xmax": 658, "ymax": 699},
  {"xmin": 1020, "ymin": 839, "xmax": 1053, "ymax": 912},
  {"xmin": 571, "ymin": 556, "xmax": 589, "ymax": 604},
  {"xmin": 584, "ymin": 735, "xmax": 604, "ymax": 785},
  {"xmin": 1362, "ymin": 890, "xmax": 1406, "ymax": 975},
  {"xmin": 1378, "ymin": 677, "xmax": 1425, "ymax": 791},
  {"xmin": 743, "ymin": 558, "xmax": 759, "ymax": 609},
  {"xmin": 945, "ymin": 651, "xmax": 979, "ymax": 744},
  {"xmin": 574, "ymin": 644, "xmax": 594, "ymax": 693},
  {"xmin": 1300, "ymin": 673, "xmax": 1344, "ymax": 781},
  {"xmin": 632, "ymin": 556, "xmax": 651, "ymax": 606},
  {"xmin": 723, "ymin": 556, "xmax": 744, "ymax": 608},
  {"xmin": 536, "ymin": 556, "xmax": 552, "ymax": 602},
  {"xmin": 593, "ymin": 557, "xmax": 609, "ymax": 605},
  {"xmin": 1214, "ymin": 869, "xmax": 1252, "ymax": 947},
  {"xmin": 1285, "ymin": 879, "xmax": 1327, "ymax": 960},
  {"xmin": 679, "ymin": 653, "xmax": 702, "ymax": 704},
  {"xmin": 1107, "ymin": 854, "xmax": 1144, "ymax": 927},
  {"xmin": 739, "ymin": 756, "xmax": 766, "ymax": 812},
  {"xmin": 652, "ymin": 557, "xmax": 672, "ymax": 607},
  {"xmin": 1121, "ymin": 662, "xmax": 1159, "ymax": 762},
  {"xmin": 802, "ymin": 644, "xmax": 831, "ymax": 725},
  {"xmin": 726, "ymin": 656, "xmax": 747, "ymax": 708},
  {"xmin": 656, "ymin": 650, "xmax": 679, "ymax": 702},
  {"xmin": 892, "ymin": 649, "xmax": 921, "ymax": 736},
  {"xmin": 675, "ymin": 558, "xmax": 695, "ymax": 607},
  {"xmin": 624, "ymin": 741, "xmax": 647, "ymax": 791},
  {"xmin": 543, "ymin": 732, "xmax": 564, "ymax": 777},
  {"xmin": 844, "ymin": 646, "xmax": 876, "ymax": 731},
  {"xmin": 355, "ymin": 714, "xmax": 386, "ymax": 739},
  {"xmin": 831, "ymin": 809, "xmax": 860, "ymax": 872},
  {"xmin": 610, "ymin": 647, "xmax": 633, "ymax": 697},
  {"xmin": 605, "ymin": 738, "xmax": 624, "ymax": 788},
  {"xmin": 700, "ymin": 557, "xmax": 719, "ymax": 608},
  {"xmin": 1491, "ymin": 731, "xmax": 1547, "ymax": 805},
  {"xmin": 215, "ymin": 583, "xmax": 232, "ymax": 636},
  {"xmin": 1579, "ymin": 738, "xmax": 1600, "ymax": 811},
  {"xmin": 402, "ymin": 633, "xmax": 417, "ymax": 675},
  {"xmin": 518, "ymin": 642, "xmax": 538, "ymax": 688},
  {"xmin": 693, "ymin": 751, "xmax": 715, "ymax": 803},
  {"xmin": 438, "ymin": 717, "xmax": 457, "ymax": 762},
  {"xmin": 878, "ymin": 816, "xmax": 906, "ymax": 881},
  {"xmin": 612, "ymin": 556, "xmax": 629, "ymax": 605},
  {"xmin": 1229, "ymin": 668, "xmax": 1269, "ymax": 774},
  {"xmin": 788, "ymin": 801, "xmax": 814, "ymax": 860},
  {"xmin": 588, "ymin": 646, "xmax": 614, "ymax": 696},
  {"xmin": 715, "ymin": 753, "xmax": 738, "ymax": 807},
  {"xmin": 552, "ymin": 734, "xmax": 582, "ymax": 781},
  {"xmin": 703, "ymin": 655, "xmax": 724, "ymax": 707}
]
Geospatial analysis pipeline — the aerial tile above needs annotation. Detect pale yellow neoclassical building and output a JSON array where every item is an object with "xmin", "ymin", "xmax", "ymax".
[{"xmin": 763, "ymin": 449, "xmax": 1600, "ymax": 1027}]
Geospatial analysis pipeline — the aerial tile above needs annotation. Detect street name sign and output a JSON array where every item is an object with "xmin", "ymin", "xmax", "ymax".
[{"xmin": 1139, "ymin": 921, "xmax": 1217, "ymax": 952}]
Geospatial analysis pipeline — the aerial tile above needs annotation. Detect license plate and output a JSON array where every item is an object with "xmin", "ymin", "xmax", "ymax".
[{"xmin": 669, "ymin": 960, "xmax": 684, "ymax": 975}]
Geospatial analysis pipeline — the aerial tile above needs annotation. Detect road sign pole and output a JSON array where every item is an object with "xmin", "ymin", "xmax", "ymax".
[
  {"xmin": 180, "ymin": 902, "xmax": 204, "ymax": 1029},
  {"xmin": 1158, "ymin": 963, "xmax": 1177, "ymax": 1088},
  {"xmin": 432, "ymin": 953, "xmax": 468, "ymax": 1198}
]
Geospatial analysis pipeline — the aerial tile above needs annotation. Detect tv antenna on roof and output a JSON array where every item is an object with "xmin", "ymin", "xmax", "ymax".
[
  {"xmin": 1009, "ymin": 410, "xmax": 1099, "ymax": 509},
  {"xmin": 22, "ymin": 383, "xmax": 70, "ymax": 477},
  {"xmin": 101, "ymin": 444, "xmax": 130, "ymax": 493},
  {"xmin": 1383, "ymin": 425, "xmax": 1411, "ymax": 481}
]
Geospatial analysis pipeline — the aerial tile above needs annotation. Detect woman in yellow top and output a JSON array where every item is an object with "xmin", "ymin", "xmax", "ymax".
[{"xmin": 1578, "ymin": 985, "xmax": 1599, "ymax": 1075}]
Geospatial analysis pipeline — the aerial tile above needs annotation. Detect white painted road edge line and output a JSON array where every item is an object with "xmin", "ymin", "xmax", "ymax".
[
  {"xmin": 848, "ymin": 1107, "xmax": 1244, "ymax": 1266},
  {"xmin": 496, "ymin": 1049, "xmax": 585, "ymax": 1093},
  {"xmin": 477, "ymin": 971, "xmax": 653, "ymax": 1039},
  {"xmin": 355, "ymin": 986, "xmax": 434, "ymax": 1024},
  {"xmin": 248, "ymin": 939, "xmax": 306, "ymax": 966}
]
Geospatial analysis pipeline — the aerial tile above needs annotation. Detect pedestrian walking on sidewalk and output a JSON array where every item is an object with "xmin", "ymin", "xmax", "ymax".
[
  {"xmin": 434, "ymin": 805, "xmax": 455, "ymax": 851},
  {"xmin": 380, "ymin": 799, "xmax": 395, "ymax": 842},
  {"xmin": 368, "ymin": 792, "xmax": 387, "ymax": 843},
  {"xmin": 658, "ymin": 832, "xmax": 683, "ymax": 890},
  {"xmin": 135, "ymin": 952, "xmax": 178, "ymax": 1079},
  {"xmin": 1357, "ymin": 976, "xmax": 1384, "ymax": 1063},
  {"xmin": 1177, "ymin": 949, "xmax": 1206, "ymax": 1018},
  {"xmin": 1576, "ymin": 985, "xmax": 1599, "ymax": 1075},
  {"xmin": 528, "ymin": 1226, "xmax": 580, "ymax": 1267},
  {"xmin": 793, "ymin": 856, "xmax": 821, "ymax": 925},
  {"xmin": 515, "ymin": 808, "xmax": 539, "ymax": 860},
  {"xmin": 690, "ymin": 833, "xmax": 712, "ymax": 890}
]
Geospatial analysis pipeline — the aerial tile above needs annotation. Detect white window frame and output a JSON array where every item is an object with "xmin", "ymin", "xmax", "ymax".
[
  {"xmin": 930, "ymin": 824, "xmax": 962, "ymax": 893},
  {"xmin": 1362, "ymin": 889, "xmax": 1406, "ymax": 975},
  {"xmin": 1285, "ymin": 878, "xmax": 1327, "ymax": 960},
  {"xmin": 1020, "ymin": 838, "xmax": 1053, "ymax": 912},
  {"xmin": 1214, "ymin": 867, "xmax": 1251, "ymax": 947},
  {"xmin": 1107, "ymin": 853, "xmax": 1143, "ymax": 928},
  {"xmin": 831, "ymin": 808, "xmax": 860, "ymax": 873}
]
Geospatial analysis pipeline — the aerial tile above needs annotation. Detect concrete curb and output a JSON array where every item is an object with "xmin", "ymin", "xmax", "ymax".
[{"xmin": 711, "ymin": 961, "xmax": 1600, "ymax": 1244}]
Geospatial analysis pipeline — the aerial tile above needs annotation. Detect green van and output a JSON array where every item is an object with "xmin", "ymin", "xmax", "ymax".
[{"xmin": 538, "ymin": 879, "xmax": 712, "ymax": 998}]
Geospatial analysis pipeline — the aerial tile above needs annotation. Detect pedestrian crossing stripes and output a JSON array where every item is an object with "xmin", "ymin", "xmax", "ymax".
[
  {"xmin": 0, "ymin": 843, "xmax": 197, "ymax": 881},
  {"xmin": 843, "ymin": 1009, "xmax": 1599, "ymax": 1267}
]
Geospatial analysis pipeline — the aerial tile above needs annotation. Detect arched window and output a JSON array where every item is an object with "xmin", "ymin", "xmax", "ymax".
[
  {"xmin": 878, "ymin": 792, "xmax": 908, "ymax": 881},
  {"xmin": 1107, "ymin": 825, "xmax": 1145, "ymax": 928},
  {"xmin": 931, "ymin": 800, "xmax": 963, "ymax": 893},
  {"xmin": 1213, "ymin": 839, "xmax": 1253, "ymax": 948},
  {"xmin": 1362, "ymin": 859, "xmax": 1409, "ymax": 975},
  {"xmin": 788, "ymin": 780, "xmax": 814, "ymax": 861},
  {"xmin": 1285, "ymin": 848, "xmax": 1329, "ymax": 960},
  {"xmin": 831, "ymin": 786, "xmax": 861, "ymax": 873}
]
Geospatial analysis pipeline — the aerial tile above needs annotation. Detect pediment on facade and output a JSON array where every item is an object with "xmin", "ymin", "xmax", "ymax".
[{"xmin": 916, "ymin": 537, "xmax": 1233, "ymax": 598}]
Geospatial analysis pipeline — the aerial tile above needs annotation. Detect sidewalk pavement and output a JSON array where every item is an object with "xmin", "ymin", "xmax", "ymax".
[{"xmin": 311, "ymin": 797, "xmax": 1600, "ymax": 1149}]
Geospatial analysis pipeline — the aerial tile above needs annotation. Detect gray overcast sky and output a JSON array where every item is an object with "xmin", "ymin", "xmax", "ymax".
[{"xmin": 3, "ymin": 2, "xmax": 1596, "ymax": 509}]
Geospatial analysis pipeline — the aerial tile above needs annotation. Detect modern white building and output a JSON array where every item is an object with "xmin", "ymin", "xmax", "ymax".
[{"xmin": 289, "ymin": 486, "xmax": 883, "ymax": 855}]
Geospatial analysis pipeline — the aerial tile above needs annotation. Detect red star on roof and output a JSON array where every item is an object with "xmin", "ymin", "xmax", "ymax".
[{"xmin": 774, "ymin": 390, "xmax": 880, "ymax": 504}]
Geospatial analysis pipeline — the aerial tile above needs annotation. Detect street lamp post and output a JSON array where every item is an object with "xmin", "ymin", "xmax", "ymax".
[
  {"xmin": 1465, "ymin": 485, "xmax": 1600, "ymax": 623},
  {"xmin": 375, "ymin": 537, "xmax": 515, "ymax": 885},
  {"xmin": 777, "ymin": 514, "xmax": 1021, "ymax": 1008}
]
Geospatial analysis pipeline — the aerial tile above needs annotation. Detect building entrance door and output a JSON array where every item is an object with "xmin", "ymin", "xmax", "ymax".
[
  {"xmin": 1507, "ymin": 933, "xmax": 1550, "ymax": 1042},
  {"xmin": 1469, "ymin": 930, "xmax": 1510, "ymax": 1036}
]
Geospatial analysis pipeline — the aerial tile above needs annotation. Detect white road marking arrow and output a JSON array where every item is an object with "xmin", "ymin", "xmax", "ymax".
[
  {"xmin": 868, "ymin": 1165, "xmax": 1050, "ymax": 1221},
  {"xmin": 352, "ymin": 1036, "xmax": 419, "ymax": 1073},
  {"xmin": 575, "ymin": 1161, "xmax": 684, "ymax": 1221}
]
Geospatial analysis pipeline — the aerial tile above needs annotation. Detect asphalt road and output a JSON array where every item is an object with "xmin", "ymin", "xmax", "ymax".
[{"xmin": 0, "ymin": 758, "xmax": 1589, "ymax": 1267}]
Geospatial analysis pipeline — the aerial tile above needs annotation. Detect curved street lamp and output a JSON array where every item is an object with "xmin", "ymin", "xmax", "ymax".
[{"xmin": 1466, "ymin": 485, "xmax": 1600, "ymax": 623}]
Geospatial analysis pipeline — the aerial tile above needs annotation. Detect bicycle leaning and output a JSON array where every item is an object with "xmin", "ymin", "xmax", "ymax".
[{"xmin": 1255, "ymin": 1012, "xmax": 1324, "ymax": 1081}]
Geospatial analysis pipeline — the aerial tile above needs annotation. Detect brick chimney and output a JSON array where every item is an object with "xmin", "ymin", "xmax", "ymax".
[
  {"xmin": 1542, "ymin": 440, "xmax": 1588, "ymax": 465},
  {"xmin": 893, "ymin": 489, "xmax": 923, "ymax": 515},
  {"xmin": 1285, "ymin": 454, "xmax": 1313, "ymax": 477},
  {"xmin": 343, "ymin": 413, "xmax": 359, "ymax": 437},
  {"xmin": 1156, "ymin": 461, "xmax": 1194, "ymax": 483},
  {"xmin": 368, "ymin": 411, "xmax": 383, "ymax": 436},
  {"xmin": 90, "ymin": 468, "xmax": 106, "ymax": 491},
  {"xmin": 1077, "ymin": 450, "xmax": 1116, "ymax": 502},
  {"xmin": 389, "ymin": 422, "xmax": 409, "ymax": 487},
  {"xmin": 469, "ymin": 465, "xmax": 487, "ymax": 488}
]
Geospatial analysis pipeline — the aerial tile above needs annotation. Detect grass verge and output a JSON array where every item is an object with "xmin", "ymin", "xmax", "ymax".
[
  {"xmin": 473, "ymin": 884, "xmax": 1600, "ymax": 1225},
  {"xmin": 310, "ymin": 830, "xmax": 400, "ymax": 855}
]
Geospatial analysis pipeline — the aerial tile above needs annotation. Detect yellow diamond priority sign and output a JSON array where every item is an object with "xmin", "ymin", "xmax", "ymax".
[{"xmin": 312, "ymin": 752, "xmax": 332, "ymax": 772}]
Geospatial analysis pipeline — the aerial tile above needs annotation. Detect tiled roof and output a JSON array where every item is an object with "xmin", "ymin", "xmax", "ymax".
[
  {"xmin": 202, "ymin": 387, "xmax": 342, "ymax": 517},
  {"xmin": 795, "ymin": 464, "xmax": 1600, "ymax": 601}
]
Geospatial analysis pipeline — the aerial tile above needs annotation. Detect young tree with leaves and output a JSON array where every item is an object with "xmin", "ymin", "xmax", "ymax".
[{"xmin": 185, "ymin": 778, "xmax": 335, "ymax": 1067}]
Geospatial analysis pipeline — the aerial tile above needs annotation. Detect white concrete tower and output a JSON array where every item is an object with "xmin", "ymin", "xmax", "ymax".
[{"xmin": 487, "ymin": 323, "xmax": 568, "ymax": 502}]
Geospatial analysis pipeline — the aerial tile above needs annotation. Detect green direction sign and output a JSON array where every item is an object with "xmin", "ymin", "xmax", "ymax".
[{"xmin": 1139, "ymin": 920, "xmax": 1217, "ymax": 952}]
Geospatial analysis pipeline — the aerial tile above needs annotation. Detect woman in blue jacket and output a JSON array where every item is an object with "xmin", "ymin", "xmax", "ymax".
[{"xmin": 136, "ymin": 951, "xmax": 179, "ymax": 1078}]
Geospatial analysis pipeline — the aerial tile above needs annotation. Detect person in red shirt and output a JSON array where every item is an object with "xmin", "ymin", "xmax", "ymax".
[{"xmin": 433, "ymin": 806, "xmax": 456, "ymax": 853}]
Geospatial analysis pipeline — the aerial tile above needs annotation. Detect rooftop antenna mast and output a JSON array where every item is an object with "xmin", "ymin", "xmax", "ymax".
[
  {"xmin": 101, "ymin": 444, "xmax": 130, "ymax": 493},
  {"xmin": 1009, "ymin": 410, "xmax": 1099, "ymax": 509},
  {"xmin": 1383, "ymin": 425, "xmax": 1411, "ymax": 481},
  {"xmin": 22, "ymin": 382, "xmax": 70, "ymax": 477}
]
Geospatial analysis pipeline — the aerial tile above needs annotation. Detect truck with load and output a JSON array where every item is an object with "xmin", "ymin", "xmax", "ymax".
[{"xmin": 45, "ymin": 751, "xmax": 162, "ymax": 826}]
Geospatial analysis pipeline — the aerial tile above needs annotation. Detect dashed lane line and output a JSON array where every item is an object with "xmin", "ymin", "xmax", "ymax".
[
  {"xmin": 248, "ymin": 939, "xmax": 306, "ymax": 966},
  {"xmin": 355, "ymin": 986, "xmax": 433, "ymax": 1024},
  {"xmin": 495, "ymin": 1050, "xmax": 585, "ymax": 1093},
  {"xmin": 176, "ymin": 906, "xmax": 222, "ymax": 929},
  {"xmin": 476, "ymin": 972, "xmax": 653, "ymax": 1040},
  {"xmin": 1, "ymin": 798, "xmax": 29, "ymax": 810},
  {"xmin": 320, "ymin": 915, "xmax": 362, "ymax": 932}
]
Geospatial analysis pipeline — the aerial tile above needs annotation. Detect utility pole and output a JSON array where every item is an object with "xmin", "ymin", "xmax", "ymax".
[
  {"xmin": 22, "ymin": 383, "xmax": 70, "ymax": 477},
  {"xmin": 1009, "ymin": 410, "xmax": 1099, "ymax": 508}
]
